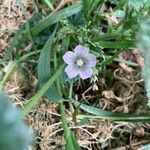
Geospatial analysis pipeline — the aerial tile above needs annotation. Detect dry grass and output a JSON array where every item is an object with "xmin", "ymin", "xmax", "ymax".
[{"xmin": 0, "ymin": 0, "xmax": 33, "ymax": 58}]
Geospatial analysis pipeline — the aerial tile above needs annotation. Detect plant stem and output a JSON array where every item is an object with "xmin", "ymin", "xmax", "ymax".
[
  {"xmin": 19, "ymin": 50, "xmax": 41, "ymax": 61},
  {"xmin": 60, "ymin": 102, "xmax": 75, "ymax": 150},
  {"xmin": 69, "ymin": 80, "xmax": 74, "ymax": 112},
  {"xmin": 54, "ymin": 50, "xmax": 62, "ymax": 97},
  {"xmin": 0, "ymin": 61, "xmax": 17, "ymax": 89},
  {"xmin": 77, "ymin": 115, "xmax": 150, "ymax": 122}
]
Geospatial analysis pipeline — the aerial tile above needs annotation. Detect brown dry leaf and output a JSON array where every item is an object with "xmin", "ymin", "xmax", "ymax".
[
  {"xmin": 123, "ymin": 105, "xmax": 129, "ymax": 113},
  {"xmin": 93, "ymin": 122, "xmax": 113, "ymax": 142},
  {"xmin": 102, "ymin": 90, "xmax": 116, "ymax": 99},
  {"xmin": 39, "ymin": 144, "xmax": 51, "ymax": 150},
  {"xmin": 39, "ymin": 103, "xmax": 46, "ymax": 112},
  {"xmin": 41, "ymin": 126, "xmax": 52, "ymax": 140},
  {"xmin": 135, "ymin": 126, "xmax": 145, "ymax": 137},
  {"xmin": 106, "ymin": 15, "xmax": 119, "ymax": 25},
  {"xmin": 119, "ymin": 63, "xmax": 133, "ymax": 73}
]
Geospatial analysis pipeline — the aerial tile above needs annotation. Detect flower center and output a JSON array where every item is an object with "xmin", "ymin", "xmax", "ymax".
[{"xmin": 76, "ymin": 59, "xmax": 84, "ymax": 67}]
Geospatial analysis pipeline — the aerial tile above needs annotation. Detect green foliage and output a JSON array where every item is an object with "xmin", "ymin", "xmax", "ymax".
[
  {"xmin": 0, "ymin": 92, "xmax": 32, "ymax": 150},
  {"xmin": 38, "ymin": 28, "xmax": 62, "ymax": 102},
  {"xmin": 43, "ymin": 0, "xmax": 54, "ymax": 10},
  {"xmin": 136, "ymin": 18, "xmax": 150, "ymax": 107},
  {"xmin": 60, "ymin": 102, "xmax": 81, "ymax": 150},
  {"xmin": 73, "ymin": 100, "xmax": 150, "ymax": 122},
  {"xmin": 82, "ymin": 0, "xmax": 105, "ymax": 21},
  {"xmin": 25, "ymin": 2, "xmax": 82, "ymax": 37}
]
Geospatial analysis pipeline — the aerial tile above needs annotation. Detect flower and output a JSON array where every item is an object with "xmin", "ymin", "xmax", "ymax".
[{"xmin": 63, "ymin": 45, "xmax": 97, "ymax": 79}]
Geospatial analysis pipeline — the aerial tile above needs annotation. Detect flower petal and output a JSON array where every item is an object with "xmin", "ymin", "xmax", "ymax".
[
  {"xmin": 87, "ymin": 54, "xmax": 97, "ymax": 67},
  {"xmin": 74, "ymin": 45, "xmax": 89, "ymax": 56},
  {"xmin": 65, "ymin": 65, "xmax": 79, "ymax": 79},
  {"xmin": 63, "ymin": 51, "xmax": 76, "ymax": 64},
  {"xmin": 79, "ymin": 68, "xmax": 93, "ymax": 79}
]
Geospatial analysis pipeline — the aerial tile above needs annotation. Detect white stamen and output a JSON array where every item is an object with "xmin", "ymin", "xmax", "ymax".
[{"xmin": 76, "ymin": 59, "xmax": 84, "ymax": 67}]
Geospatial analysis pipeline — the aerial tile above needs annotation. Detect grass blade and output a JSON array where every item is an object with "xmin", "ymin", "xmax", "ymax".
[
  {"xmin": 26, "ymin": 2, "xmax": 82, "ymax": 37},
  {"xmin": 95, "ymin": 40, "xmax": 134, "ymax": 49},
  {"xmin": 73, "ymin": 100, "xmax": 150, "ymax": 122},
  {"xmin": 43, "ymin": 0, "xmax": 54, "ymax": 10},
  {"xmin": 60, "ymin": 102, "xmax": 81, "ymax": 150}
]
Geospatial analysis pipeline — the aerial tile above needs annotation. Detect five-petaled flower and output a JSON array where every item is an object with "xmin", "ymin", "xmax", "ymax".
[{"xmin": 63, "ymin": 45, "xmax": 97, "ymax": 79}]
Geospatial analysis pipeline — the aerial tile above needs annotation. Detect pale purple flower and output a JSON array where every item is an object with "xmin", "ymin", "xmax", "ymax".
[{"xmin": 63, "ymin": 45, "xmax": 97, "ymax": 79}]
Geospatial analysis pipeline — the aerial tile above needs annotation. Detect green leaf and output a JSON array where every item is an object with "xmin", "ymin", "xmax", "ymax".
[
  {"xmin": 73, "ymin": 100, "xmax": 150, "ymax": 122},
  {"xmin": 70, "ymin": 131, "xmax": 81, "ymax": 150},
  {"xmin": 60, "ymin": 102, "xmax": 81, "ymax": 150},
  {"xmin": 99, "ymin": 40, "xmax": 134, "ymax": 48},
  {"xmin": 38, "ymin": 28, "xmax": 61, "ymax": 102},
  {"xmin": 26, "ymin": 2, "xmax": 82, "ymax": 37},
  {"xmin": 0, "ymin": 92, "xmax": 32, "ymax": 150},
  {"xmin": 92, "ymin": 39, "xmax": 134, "ymax": 49},
  {"xmin": 82, "ymin": 0, "xmax": 105, "ymax": 21},
  {"xmin": 117, "ymin": 0, "xmax": 128, "ymax": 8},
  {"xmin": 82, "ymin": 0, "xmax": 93, "ymax": 15},
  {"xmin": 0, "ymin": 61, "xmax": 17, "ymax": 89},
  {"xmin": 114, "ymin": 58, "xmax": 139, "ymax": 67},
  {"xmin": 43, "ymin": 0, "xmax": 54, "ymax": 10}
]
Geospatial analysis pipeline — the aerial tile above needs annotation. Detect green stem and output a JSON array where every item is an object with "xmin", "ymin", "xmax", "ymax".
[
  {"xmin": 22, "ymin": 64, "xmax": 65, "ymax": 117},
  {"xmin": 19, "ymin": 50, "xmax": 41, "ymax": 61},
  {"xmin": 69, "ymin": 80, "xmax": 74, "ymax": 112},
  {"xmin": 77, "ymin": 115, "xmax": 150, "ymax": 122},
  {"xmin": 43, "ymin": 0, "xmax": 54, "ymax": 10},
  {"xmin": 0, "ymin": 61, "xmax": 17, "ymax": 89},
  {"xmin": 54, "ymin": 50, "xmax": 62, "ymax": 97},
  {"xmin": 60, "ymin": 102, "xmax": 75, "ymax": 150}
]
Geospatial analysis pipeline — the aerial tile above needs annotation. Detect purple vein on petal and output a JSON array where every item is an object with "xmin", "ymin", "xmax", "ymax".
[
  {"xmin": 74, "ymin": 45, "xmax": 89, "ymax": 56},
  {"xmin": 87, "ymin": 54, "xmax": 97, "ymax": 67},
  {"xmin": 63, "ymin": 51, "xmax": 76, "ymax": 64},
  {"xmin": 65, "ymin": 65, "xmax": 79, "ymax": 79},
  {"xmin": 79, "ymin": 68, "xmax": 93, "ymax": 79}
]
